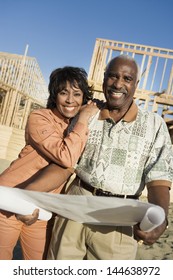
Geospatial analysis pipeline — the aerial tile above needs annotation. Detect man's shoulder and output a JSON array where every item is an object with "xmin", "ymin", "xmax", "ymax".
[
  {"xmin": 136, "ymin": 107, "xmax": 168, "ymax": 133},
  {"xmin": 138, "ymin": 106, "xmax": 164, "ymax": 122}
]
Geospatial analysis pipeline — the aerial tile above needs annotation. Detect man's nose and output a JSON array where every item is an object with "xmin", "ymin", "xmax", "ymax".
[{"xmin": 113, "ymin": 78, "xmax": 123, "ymax": 89}]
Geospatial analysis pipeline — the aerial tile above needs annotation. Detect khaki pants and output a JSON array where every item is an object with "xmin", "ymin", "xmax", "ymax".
[
  {"xmin": 47, "ymin": 182, "xmax": 138, "ymax": 260},
  {"xmin": 48, "ymin": 217, "xmax": 137, "ymax": 260}
]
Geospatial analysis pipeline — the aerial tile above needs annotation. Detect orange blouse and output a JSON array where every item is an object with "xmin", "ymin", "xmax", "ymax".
[{"xmin": 0, "ymin": 108, "xmax": 89, "ymax": 193}]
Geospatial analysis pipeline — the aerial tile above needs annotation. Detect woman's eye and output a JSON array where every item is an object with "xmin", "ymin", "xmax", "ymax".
[
  {"xmin": 74, "ymin": 92, "xmax": 82, "ymax": 97},
  {"xmin": 59, "ymin": 91, "xmax": 67, "ymax": 95}
]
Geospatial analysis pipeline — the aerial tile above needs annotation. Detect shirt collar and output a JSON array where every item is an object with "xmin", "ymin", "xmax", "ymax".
[{"xmin": 98, "ymin": 101, "xmax": 138, "ymax": 122}]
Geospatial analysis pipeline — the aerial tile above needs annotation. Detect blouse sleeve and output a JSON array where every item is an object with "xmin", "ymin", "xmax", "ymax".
[{"xmin": 26, "ymin": 109, "xmax": 89, "ymax": 168}]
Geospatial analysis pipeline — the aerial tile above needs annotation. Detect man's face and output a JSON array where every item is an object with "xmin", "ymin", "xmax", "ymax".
[{"xmin": 103, "ymin": 57, "xmax": 138, "ymax": 110}]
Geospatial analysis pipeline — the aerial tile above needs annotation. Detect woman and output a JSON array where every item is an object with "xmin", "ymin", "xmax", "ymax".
[{"xmin": 0, "ymin": 66, "xmax": 98, "ymax": 260}]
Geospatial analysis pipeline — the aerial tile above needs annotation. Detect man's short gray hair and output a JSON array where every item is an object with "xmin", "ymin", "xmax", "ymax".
[{"xmin": 105, "ymin": 54, "xmax": 141, "ymax": 81}]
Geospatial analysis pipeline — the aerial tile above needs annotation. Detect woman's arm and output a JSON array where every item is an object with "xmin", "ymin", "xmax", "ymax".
[{"xmin": 26, "ymin": 102, "xmax": 98, "ymax": 168}]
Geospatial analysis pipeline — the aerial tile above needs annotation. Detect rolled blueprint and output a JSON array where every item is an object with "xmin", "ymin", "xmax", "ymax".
[{"xmin": 0, "ymin": 185, "xmax": 165, "ymax": 232}]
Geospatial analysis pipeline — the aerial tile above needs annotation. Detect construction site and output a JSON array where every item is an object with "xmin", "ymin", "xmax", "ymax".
[
  {"xmin": 1, "ymin": 39, "xmax": 173, "ymax": 260},
  {"xmin": 1, "ymin": 38, "xmax": 173, "ymax": 162},
  {"xmin": 0, "ymin": 46, "xmax": 48, "ymax": 162}
]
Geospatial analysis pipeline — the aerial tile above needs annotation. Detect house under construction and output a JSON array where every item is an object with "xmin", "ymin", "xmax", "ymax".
[
  {"xmin": 0, "ymin": 47, "xmax": 48, "ymax": 161},
  {"xmin": 88, "ymin": 38, "xmax": 173, "ymax": 133},
  {"xmin": 1, "ymin": 38, "xmax": 173, "ymax": 162}
]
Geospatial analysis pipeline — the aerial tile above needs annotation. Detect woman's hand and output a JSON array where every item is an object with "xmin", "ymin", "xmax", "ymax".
[
  {"xmin": 78, "ymin": 101, "xmax": 99, "ymax": 123},
  {"xmin": 15, "ymin": 209, "xmax": 39, "ymax": 226}
]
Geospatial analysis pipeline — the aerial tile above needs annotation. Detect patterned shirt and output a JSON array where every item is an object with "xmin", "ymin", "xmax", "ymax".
[{"xmin": 75, "ymin": 102, "xmax": 173, "ymax": 195}]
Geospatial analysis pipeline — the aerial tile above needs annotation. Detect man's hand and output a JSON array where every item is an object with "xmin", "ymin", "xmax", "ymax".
[
  {"xmin": 134, "ymin": 219, "xmax": 168, "ymax": 245},
  {"xmin": 134, "ymin": 185, "xmax": 170, "ymax": 245},
  {"xmin": 15, "ymin": 209, "xmax": 39, "ymax": 226}
]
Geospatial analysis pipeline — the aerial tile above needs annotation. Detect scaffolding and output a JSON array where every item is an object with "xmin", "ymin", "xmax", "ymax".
[
  {"xmin": 88, "ymin": 38, "xmax": 173, "ymax": 131},
  {"xmin": 0, "ymin": 49, "xmax": 48, "ymax": 130},
  {"xmin": 1, "ymin": 40, "xmax": 173, "ymax": 161}
]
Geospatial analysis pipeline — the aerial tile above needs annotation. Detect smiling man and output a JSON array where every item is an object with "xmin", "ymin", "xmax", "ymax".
[{"xmin": 47, "ymin": 55, "xmax": 173, "ymax": 260}]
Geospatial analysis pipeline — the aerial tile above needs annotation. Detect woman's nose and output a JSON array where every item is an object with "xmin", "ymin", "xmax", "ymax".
[{"xmin": 66, "ymin": 94, "xmax": 74, "ymax": 103}]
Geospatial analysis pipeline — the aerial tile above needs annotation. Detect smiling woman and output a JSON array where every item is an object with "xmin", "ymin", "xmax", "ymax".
[
  {"xmin": 0, "ymin": 66, "xmax": 99, "ymax": 260},
  {"xmin": 55, "ymin": 81, "xmax": 84, "ymax": 119}
]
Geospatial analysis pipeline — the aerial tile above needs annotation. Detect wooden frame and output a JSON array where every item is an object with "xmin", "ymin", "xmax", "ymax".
[
  {"xmin": 0, "ymin": 51, "xmax": 48, "ymax": 129},
  {"xmin": 88, "ymin": 38, "xmax": 173, "ymax": 125}
]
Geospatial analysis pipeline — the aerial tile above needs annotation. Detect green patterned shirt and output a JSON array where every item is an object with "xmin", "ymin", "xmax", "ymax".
[{"xmin": 75, "ymin": 103, "xmax": 173, "ymax": 195}]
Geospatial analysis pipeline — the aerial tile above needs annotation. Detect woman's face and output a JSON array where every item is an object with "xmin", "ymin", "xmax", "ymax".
[{"xmin": 56, "ymin": 81, "xmax": 83, "ymax": 119}]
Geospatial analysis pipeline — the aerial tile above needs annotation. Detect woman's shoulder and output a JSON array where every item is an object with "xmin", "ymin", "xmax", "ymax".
[
  {"xmin": 30, "ymin": 108, "xmax": 51, "ymax": 116},
  {"xmin": 29, "ymin": 108, "xmax": 56, "ymax": 118},
  {"xmin": 27, "ymin": 108, "xmax": 55, "ymax": 124}
]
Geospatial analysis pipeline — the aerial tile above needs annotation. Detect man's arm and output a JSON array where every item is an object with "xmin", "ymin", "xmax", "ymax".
[
  {"xmin": 147, "ymin": 185, "xmax": 170, "ymax": 216},
  {"xmin": 24, "ymin": 163, "xmax": 72, "ymax": 192},
  {"xmin": 134, "ymin": 185, "xmax": 170, "ymax": 245}
]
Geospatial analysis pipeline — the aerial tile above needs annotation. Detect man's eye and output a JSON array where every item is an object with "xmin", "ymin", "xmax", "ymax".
[
  {"xmin": 125, "ymin": 77, "xmax": 132, "ymax": 82},
  {"xmin": 108, "ymin": 74, "xmax": 117, "ymax": 80}
]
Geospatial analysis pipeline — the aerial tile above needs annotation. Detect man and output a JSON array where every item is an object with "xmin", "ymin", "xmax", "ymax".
[{"xmin": 46, "ymin": 54, "xmax": 172, "ymax": 260}]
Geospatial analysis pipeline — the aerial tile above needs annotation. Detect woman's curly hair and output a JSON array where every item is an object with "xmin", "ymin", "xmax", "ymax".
[{"xmin": 47, "ymin": 66, "xmax": 93, "ymax": 109}]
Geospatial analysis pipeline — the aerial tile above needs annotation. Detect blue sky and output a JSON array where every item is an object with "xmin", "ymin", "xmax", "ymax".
[{"xmin": 1, "ymin": 0, "xmax": 173, "ymax": 84}]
